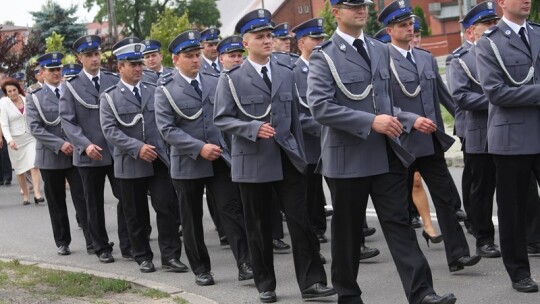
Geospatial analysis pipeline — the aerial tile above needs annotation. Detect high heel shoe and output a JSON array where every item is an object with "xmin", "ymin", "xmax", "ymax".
[
  {"xmin": 22, "ymin": 200, "xmax": 31, "ymax": 206},
  {"xmin": 422, "ymin": 230, "xmax": 443, "ymax": 247},
  {"xmin": 34, "ymin": 197, "xmax": 45, "ymax": 204}
]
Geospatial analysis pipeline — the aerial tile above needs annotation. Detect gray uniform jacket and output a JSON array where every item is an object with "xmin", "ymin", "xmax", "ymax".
[
  {"xmin": 272, "ymin": 52, "xmax": 299, "ymax": 67},
  {"xmin": 306, "ymin": 33, "xmax": 418, "ymax": 179},
  {"xmin": 213, "ymin": 58, "xmax": 307, "ymax": 183},
  {"xmin": 59, "ymin": 71, "xmax": 119, "ymax": 167},
  {"xmin": 99, "ymin": 81, "xmax": 169, "ymax": 179},
  {"xmin": 476, "ymin": 21, "xmax": 540, "ymax": 155},
  {"xmin": 26, "ymin": 85, "xmax": 72, "ymax": 170},
  {"xmin": 447, "ymin": 42, "xmax": 472, "ymax": 139},
  {"xmin": 155, "ymin": 72, "xmax": 228, "ymax": 180},
  {"xmin": 293, "ymin": 57, "xmax": 321, "ymax": 165},
  {"xmin": 142, "ymin": 66, "xmax": 174, "ymax": 84},
  {"xmin": 200, "ymin": 58, "xmax": 222, "ymax": 76},
  {"xmin": 449, "ymin": 46, "xmax": 489, "ymax": 154},
  {"xmin": 389, "ymin": 46, "xmax": 456, "ymax": 158}
]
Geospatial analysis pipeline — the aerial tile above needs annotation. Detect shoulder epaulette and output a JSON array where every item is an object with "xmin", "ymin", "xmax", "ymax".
[
  {"xmin": 142, "ymin": 81, "xmax": 157, "ymax": 87},
  {"xmin": 290, "ymin": 53, "xmax": 299, "ymax": 58},
  {"xmin": 413, "ymin": 46, "xmax": 431, "ymax": 54},
  {"xmin": 226, "ymin": 65, "xmax": 241, "ymax": 74},
  {"xmin": 528, "ymin": 22, "xmax": 540, "ymax": 28},
  {"xmin": 67, "ymin": 75, "xmax": 79, "ymax": 82},
  {"xmin": 142, "ymin": 69, "xmax": 153, "ymax": 74},
  {"xmin": 201, "ymin": 71, "xmax": 219, "ymax": 77},
  {"xmin": 104, "ymin": 85, "xmax": 116, "ymax": 93},
  {"xmin": 451, "ymin": 46, "xmax": 463, "ymax": 55},
  {"xmin": 483, "ymin": 26, "xmax": 498, "ymax": 37},
  {"xmin": 275, "ymin": 60, "xmax": 293, "ymax": 70},
  {"xmin": 102, "ymin": 70, "xmax": 119, "ymax": 77},
  {"xmin": 456, "ymin": 49, "xmax": 469, "ymax": 58},
  {"xmin": 160, "ymin": 72, "xmax": 173, "ymax": 79},
  {"xmin": 160, "ymin": 77, "xmax": 173, "ymax": 86},
  {"xmin": 314, "ymin": 40, "xmax": 332, "ymax": 51},
  {"xmin": 30, "ymin": 87, "xmax": 42, "ymax": 94}
]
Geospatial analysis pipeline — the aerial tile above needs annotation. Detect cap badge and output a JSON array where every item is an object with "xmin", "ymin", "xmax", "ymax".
[
  {"xmin": 317, "ymin": 19, "xmax": 323, "ymax": 27},
  {"xmin": 134, "ymin": 45, "xmax": 141, "ymax": 52},
  {"xmin": 398, "ymin": 0, "xmax": 405, "ymax": 9},
  {"xmin": 188, "ymin": 31, "xmax": 195, "ymax": 40},
  {"xmin": 487, "ymin": 2, "xmax": 493, "ymax": 9},
  {"xmin": 86, "ymin": 36, "xmax": 92, "ymax": 43},
  {"xmin": 258, "ymin": 9, "xmax": 265, "ymax": 18},
  {"xmin": 52, "ymin": 53, "xmax": 58, "ymax": 59}
]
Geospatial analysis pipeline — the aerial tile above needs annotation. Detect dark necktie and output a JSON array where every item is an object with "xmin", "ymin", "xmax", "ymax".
[
  {"xmin": 133, "ymin": 87, "xmax": 141, "ymax": 102},
  {"xmin": 211, "ymin": 62, "xmax": 220, "ymax": 74},
  {"xmin": 92, "ymin": 76, "xmax": 100, "ymax": 92},
  {"xmin": 406, "ymin": 51, "xmax": 416, "ymax": 67},
  {"xmin": 261, "ymin": 66, "xmax": 272, "ymax": 90},
  {"xmin": 519, "ymin": 27, "xmax": 531, "ymax": 52},
  {"xmin": 353, "ymin": 39, "xmax": 371, "ymax": 68},
  {"xmin": 54, "ymin": 88, "xmax": 60, "ymax": 99},
  {"xmin": 190, "ymin": 79, "xmax": 202, "ymax": 97},
  {"xmin": 156, "ymin": 71, "xmax": 161, "ymax": 78}
]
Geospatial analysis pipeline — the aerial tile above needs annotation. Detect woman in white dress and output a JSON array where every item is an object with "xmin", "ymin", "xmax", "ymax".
[{"xmin": 0, "ymin": 78, "xmax": 44, "ymax": 205}]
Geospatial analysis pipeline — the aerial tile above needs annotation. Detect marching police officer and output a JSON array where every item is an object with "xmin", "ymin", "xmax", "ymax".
[
  {"xmin": 199, "ymin": 28, "xmax": 223, "ymax": 76},
  {"xmin": 26, "ymin": 52, "xmax": 91, "ymax": 256},
  {"xmin": 476, "ymin": 0, "xmax": 540, "ymax": 293},
  {"xmin": 59, "ymin": 35, "xmax": 130, "ymax": 263},
  {"xmin": 307, "ymin": 1, "xmax": 456, "ymax": 303},
  {"xmin": 214, "ymin": 9, "xmax": 335, "ymax": 303},
  {"xmin": 155, "ymin": 30, "xmax": 253, "ymax": 286},
  {"xmin": 272, "ymin": 22, "xmax": 299, "ymax": 66},
  {"xmin": 217, "ymin": 35, "xmax": 244, "ymax": 71},
  {"xmin": 141, "ymin": 39, "xmax": 174, "ymax": 83},
  {"xmin": 62, "ymin": 64, "xmax": 82, "ymax": 81},
  {"xmin": 99, "ymin": 41, "xmax": 187, "ymax": 273},
  {"xmin": 380, "ymin": 0, "xmax": 482, "ymax": 273}
]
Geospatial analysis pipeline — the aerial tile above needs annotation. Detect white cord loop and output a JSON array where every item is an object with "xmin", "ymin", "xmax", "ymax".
[
  {"xmin": 31, "ymin": 93, "xmax": 60, "ymax": 126},
  {"xmin": 458, "ymin": 58, "xmax": 481, "ymax": 86},
  {"xmin": 161, "ymin": 86, "xmax": 203, "ymax": 120},
  {"xmin": 486, "ymin": 37, "xmax": 535, "ymax": 86},
  {"xmin": 389, "ymin": 58, "xmax": 422, "ymax": 98},
  {"xmin": 103, "ymin": 92, "xmax": 145, "ymax": 142},
  {"xmin": 65, "ymin": 81, "xmax": 99, "ymax": 109},
  {"xmin": 295, "ymin": 84, "xmax": 310, "ymax": 109},
  {"xmin": 225, "ymin": 74, "xmax": 272, "ymax": 120}
]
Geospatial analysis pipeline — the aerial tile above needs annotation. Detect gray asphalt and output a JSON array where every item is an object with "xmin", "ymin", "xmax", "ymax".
[{"xmin": 1, "ymin": 167, "xmax": 539, "ymax": 304}]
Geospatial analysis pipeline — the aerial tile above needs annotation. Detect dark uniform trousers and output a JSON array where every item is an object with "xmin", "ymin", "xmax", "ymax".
[
  {"xmin": 118, "ymin": 159, "xmax": 181, "ymax": 264},
  {"xmin": 493, "ymin": 154, "xmax": 540, "ymax": 282},
  {"xmin": 238, "ymin": 150, "xmax": 326, "ymax": 293},
  {"xmin": 0, "ymin": 137, "xmax": 12, "ymax": 182},
  {"xmin": 172, "ymin": 158, "xmax": 250, "ymax": 275},
  {"xmin": 305, "ymin": 164, "xmax": 327, "ymax": 236},
  {"xmin": 271, "ymin": 190, "xmax": 285, "ymax": 240},
  {"xmin": 40, "ymin": 167, "xmax": 90, "ymax": 247},
  {"xmin": 77, "ymin": 165, "xmax": 130, "ymax": 255},
  {"xmin": 206, "ymin": 187, "xmax": 226, "ymax": 239},
  {"xmin": 327, "ymin": 142, "xmax": 434, "ymax": 304},
  {"xmin": 407, "ymin": 138, "xmax": 470, "ymax": 265},
  {"xmin": 460, "ymin": 141, "xmax": 473, "ymax": 219}
]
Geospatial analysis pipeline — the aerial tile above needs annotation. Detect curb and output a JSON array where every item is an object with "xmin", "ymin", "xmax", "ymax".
[{"xmin": 0, "ymin": 257, "xmax": 217, "ymax": 304}]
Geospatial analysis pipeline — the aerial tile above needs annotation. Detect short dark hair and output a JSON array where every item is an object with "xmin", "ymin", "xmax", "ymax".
[{"xmin": 1, "ymin": 78, "xmax": 25, "ymax": 97}]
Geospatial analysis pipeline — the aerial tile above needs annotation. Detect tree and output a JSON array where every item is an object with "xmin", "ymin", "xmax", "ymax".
[
  {"xmin": 181, "ymin": 0, "xmax": 221, "ymax": 28},
  {"xmin": 3, "ymin": 21, "xmax": 15, "ymax": 26},
  {"xmin": 364, "ymin": 5, "xmax": 381, "ymax": 36},
  {"xmin": 45, "ymin": 32, "xmax": 65, "ymax": 53},
  {"xmin": 531, "ymin": 0, "xmax": 540, "ymax": 23},
  {"xmin": 319, "ymin": 0, "xmax": 336, "ymax": 37},
  {"xmin": 149, "ymin": 9, "xmax": 191, "ymax": 67},
  {"xmin": 412, "ymin": 6, "xmax": 430, "ymax": 36},
  {"xmin": 30, "ymin": 0, "xmax": 86, "ymax": 53},
  {"xmin": 0, "ymin": 29, "xmax": 41, "ymax": 84}
]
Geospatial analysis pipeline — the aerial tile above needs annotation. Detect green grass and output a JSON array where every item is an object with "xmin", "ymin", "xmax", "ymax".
[
  {"xmin": 135, "ymin": 287, "xmax": 170, "ymax": 299},
  {"xmin": 440, "ymin": 105, "xmax": 454, "ymax": 127},
  {"xmin": 173, "ymin": 296, "xmax": 190, "ymax": 304}
]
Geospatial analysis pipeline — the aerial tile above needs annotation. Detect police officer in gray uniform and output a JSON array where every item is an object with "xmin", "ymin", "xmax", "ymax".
[
  {"xmin": 214, "ymin": 9, "xmax": 335, "ymax": 303},
  {"xmin": 141, "ymin": 40, "xmax": 174, "ymax": 83},
  {"xmin": 100, "ymin": 41, "xmax": 187, "ymax": 274},
  {"xmin": 272, "ymin": 22, "xmax": 299, "ymax": 66},
  {"xmin": 448, "ymin": 1, "xmax": 502, "ymax": 259},
  {"xmin": 59, "ymin": 35, "xmax": 130, "ymax": 263},
  {"xmin": 200, "ymin": 28, "xmax": 223, "ymax": 76},
  {"xmin": 380, "ymin": 0, "xmax": 481, "ymax": 272},
  {"xmin": 155, "ymin": 30, "xmax": 252, "ymax": 286},
  {"xmin": 307, "ymin": 1, "xmax": 457, "ymax": 303},
  {"xmin": 476, "ymin": 0, "xmax": 540, "ymax": 293},
  {"xmin": 26, "ymin": 52, "xmax": 90, "ymax": 256}
]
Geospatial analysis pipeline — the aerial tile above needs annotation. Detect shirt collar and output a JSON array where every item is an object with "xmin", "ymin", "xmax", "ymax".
[
  {"xmin": 203, "ymin": 55, "xmax": 219, "ymax": 68},
  {"xmin": 300, "ymin": 56, "xmax": 309, "ymax": 67},
  {"xmin": 502, "ymin": 16, "xmax": 527, "ymax": 35},
  {"xmin": 391, "ymin": 43, "xmax": 413, "ymax": 59},
  {"xmin": 247, "ymin": 58, "xmax": 271, "ymax": 78},
  {"xmin": 178, "ymin": 71, "xmax": 201, "ymax": 87},
  {"xmin": 83, "ymin": 69, "xmax": 100, "ymax": 83},
  {"xmin": 120, "ymin": 79, "xmax": 141, "ymax": 94},
  {"xmin": 335, "ymin": 27, "xmax": 366, "ymax": 50},
  {"xmin": 44, "ymin": 82, "xmax": 61, "ymax": 94}
]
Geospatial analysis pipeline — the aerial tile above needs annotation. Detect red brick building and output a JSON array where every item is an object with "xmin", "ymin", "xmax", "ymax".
[{"xmin": 0, "ymin": 25, "xmax": 31, "ymax": 53}]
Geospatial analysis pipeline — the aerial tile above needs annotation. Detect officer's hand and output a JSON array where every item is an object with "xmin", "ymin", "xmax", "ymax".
[
  {"xmin": 200, "ymin": 144, "xmax": 223, "ymax": 161},
  {"xmin": 413, "ymin": 117, "xmax": 437, "ymax": 134},
  {"xmin": 139, "ymin": 144, "xmax": 158, "ymax": 162},
  {"xmin": 371, "ymin": 115, "xmax": 403, "ymax": 138},
  {"xmin": 85, "ymin": 144, "xmax": 103, "ymax": 160},
  {"xmin": 257, "ymin": 123, "xmax": 276, "ymax": 139},
  {"xmin": 60, "ymin": 142, "xmax": 73, "ymax": 156},
  {"xmin": 8, "ymin": 141, "xmax": 18, "ymax": 150}
]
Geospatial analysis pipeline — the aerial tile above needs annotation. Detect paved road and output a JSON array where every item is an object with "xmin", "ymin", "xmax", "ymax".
[{"xmin": 1, "ymin": 168, "xmax": 539, "ymax": 304}]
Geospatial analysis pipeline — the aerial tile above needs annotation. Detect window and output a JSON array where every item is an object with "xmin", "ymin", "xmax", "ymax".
[{"xmin": 298, "ymin": 5, "xmax": 303, "ymax": 14}]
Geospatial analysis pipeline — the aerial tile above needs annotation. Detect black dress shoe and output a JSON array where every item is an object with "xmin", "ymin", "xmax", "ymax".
[
  {"xmin": 448, "ymin": 255, "xmax": 481, "ymax": 272},
  {"xmin": 527, "ymin": 242, "xmax": 540, "ymax": 254},
  {"xmin": 512, "ymin": 277, "xmax": 539, "ymax": 292},
  {"xmin": 57, "ymin": 245, "xmax": 71, "ymax": 256},
  {"xmin": 420, "ymin": 293, "xmax": 457, "ymax": 304},
  {"xmin": 272, "ymin": 239, "xmax": 291, "ymax": 253},
  {"xmin": 317, "ymin": 234, "xmax": 328, "ymax": 243},
  {"xmin": 4, "ymin": 181, "xmax": 11, "ymax": 186},
  {"xmin": 319, "ymin": 252, "xmax": 326, "ymax": 264},
  {"xmin": 301, "ymin": 282, "xmax": 336, "ymax": 299},
  {"xmin": 34, "ymin": 197, "xmax": 45, "ymax": 204},
  {"xmin": 139, "ymin": 260, "xmax": 156, "ymax": 273},
  {"xmin": 363, "ymin": 227, "xmax": 376, "ymax": 237},
  {"xmin": 219, "ymin": 236, "xmax": 229, "ymax": 246},
  {"xmin": 238, "ymin": 262, "xmax": 253, "ymax": 281},
  {"xmin": 360, "ymin": 244, "xmax": 380, "ymax": 261},
  {"xmin": 162, "ymin": 258, "xmax": 189, "ymax": 272},
  {"xmin": 259, "ymin": 291, "xmax": 277, "ymax": 303},
  {"xmin": 98, "ymin": 252, "xmax": 114, "ymax": 263},
  {"xmin": 410, "ymin": 216, "xmax": 422, "ymax": 228},
  {"xmin": 476, "ymin": 244, "xmax": 501, "ymax": 258},
  {"xmin": 195, "ymin": 272, "xmax": 214, "ymax": 286},
  {"xmin": 455, "ymin": 209, "xmax": 467, "ymax": 222}
]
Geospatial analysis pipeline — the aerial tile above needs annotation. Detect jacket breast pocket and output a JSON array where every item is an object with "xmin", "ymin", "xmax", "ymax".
[
  {"xmin": 146, "ymin": 102, "xmax": 155, "ymax": 112},
  {"xmin": 503, "ymin": 55, "xmax": 532, "ymax": 82},
  {"xmin": 279, "ymin": 92, "xmax": 292, "ymax": 117},
  {"xmin": 176, "ymin": 101, "xmax": 201, "ymax": 117},
  {"xmin": 117, "ymin": 105, "xmax": 140, "ymax": 122},
  {"xmin": 240, "ymin": 94, "xmax": 267, "ymax": 118},
  {"xmin": 340, "ymin": 72, "xmax": 367, "ymax": 94}
]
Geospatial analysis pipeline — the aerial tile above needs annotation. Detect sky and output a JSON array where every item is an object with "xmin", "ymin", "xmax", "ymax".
[{"xmin": 0, "ymin": 0, "xmax": 99, "ymax": 27}]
